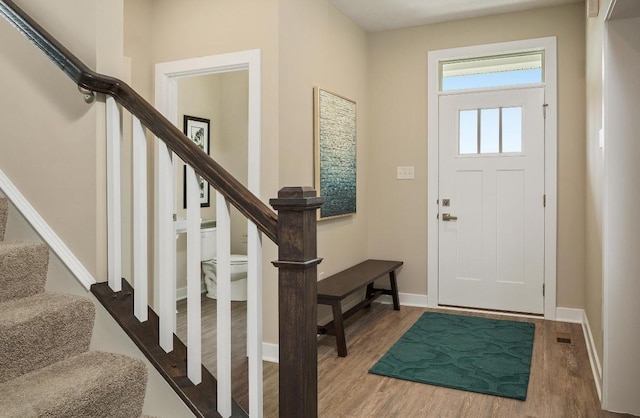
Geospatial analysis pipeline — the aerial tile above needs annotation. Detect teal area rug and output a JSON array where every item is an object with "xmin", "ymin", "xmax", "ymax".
[{"xmin": 369, "ymin": 312, "xmax": 535, "ymax": 400}]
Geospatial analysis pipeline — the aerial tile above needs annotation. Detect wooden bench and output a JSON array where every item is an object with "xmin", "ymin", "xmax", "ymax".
[{"xmin": 317, "ymin": 259, "xmax": 403, "ymax": 357}]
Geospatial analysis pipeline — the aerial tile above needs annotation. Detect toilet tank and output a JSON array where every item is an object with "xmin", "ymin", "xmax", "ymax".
[{"xmin": 201, "ymin": 227, "xmax": 217, "ymax": 261}]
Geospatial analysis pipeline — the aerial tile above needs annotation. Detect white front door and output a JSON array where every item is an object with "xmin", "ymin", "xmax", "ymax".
[{"xmin": 438, "ymin": 87, "xmax": 545, "ymax": 314}]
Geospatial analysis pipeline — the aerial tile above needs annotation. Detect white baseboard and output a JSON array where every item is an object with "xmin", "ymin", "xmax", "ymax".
[
  {"xmin": 0, "ymin": 168, "xmax": 96, "ymax": 290},
  {"xmin": 555, "ymin": 307, "xmax": 584, "ymax": 323},
  {"xmin": 583, "ymin": 310, "xmax": 603, "ymax": 401},
  {"xmin": 262, "ymin": 342, "xmax": 279, "ymax": 363},
  {"xmin": 555, "ymin": 306, "xmax": 602, "ymax": 402},
  {"xmin": 175, "ymin": 283, "xmax": 206, "ymax": 301},
  {"xmin": 376, "ymin": 292, "xmax": 429, "ymax": 307}
]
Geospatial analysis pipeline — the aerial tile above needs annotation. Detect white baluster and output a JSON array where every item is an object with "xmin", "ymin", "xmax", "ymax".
[
  {"xmin": 247, "ymin": 221, "xmax": 263, "ymax": 417},
  {"xmin": 186, "ymin": 165, "xmax": 202, "ymax": 384},
  {"xmin": 106, "ymin": 97, "xmax": 122, "ymax": 292},
  {"xmin": 156, "ymin": 139, "xmax": 175, "ymax": 352},
  {"xmin": 216, "ymin": 192, "xmax": 231, "ymax": 418},
  {"xmin": 132, "ymin": 117, "xmax": 148, "ymax": 322}
]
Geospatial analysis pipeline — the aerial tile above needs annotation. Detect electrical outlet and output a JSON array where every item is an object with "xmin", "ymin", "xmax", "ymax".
[
  {"xmin": 397, "ymin": 166, "xmax": 415, "ymax": 180},
  {"xmin": 241, "ymin": 233, "xmax": 248, "ymax": 244}
]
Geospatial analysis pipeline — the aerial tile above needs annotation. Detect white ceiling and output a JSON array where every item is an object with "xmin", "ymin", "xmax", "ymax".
[{"xmin": 328, "ymin": 0, "xmax": 584, "ymax": 32}]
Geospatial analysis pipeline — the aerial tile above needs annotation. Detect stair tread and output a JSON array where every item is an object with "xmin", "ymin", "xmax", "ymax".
[
  {"xmin": 0, "ymin": 292, "xmax": 95, "ymax": 383},
  {"xmin": 0, "ymin": 350, "xmax": 148, "ymax": 418},
  {"xmin": 0, "ymin": 241, "xmax": 49, "ymax": 303}
]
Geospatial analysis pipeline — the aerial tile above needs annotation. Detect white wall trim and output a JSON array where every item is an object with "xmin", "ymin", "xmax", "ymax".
[
  {"xmin": 175, "ymin": 283, "xmax": 206, "ymax": 301},
  {"xmin": 583, "ymin": 310, "xmax": 603, "ymax": 401},
  {"xmin": 426, "ymin": 37, "xmax": 558, "ymax": 319},
  {"xmin": 377, "ymin": 292, "xmax": 430, "ymax": 307},
  {"xmin": 555, "ymin": 307, "xmax": 602, "ymax": 401},
  {"xmin": 262, "ymin": 342, "xmax": 279, "ymax": 364},
  {"xmin": 0, "ymin": 168, "xmax": 96, "ymax": 290},
  {"xmin": 555, "ymin": 307, "xmax": 584, "ymax": 323}
]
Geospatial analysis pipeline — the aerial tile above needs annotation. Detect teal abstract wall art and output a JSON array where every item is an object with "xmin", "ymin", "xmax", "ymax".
[{"xmin": 314, "ymin": 87, "xmax": 357, "ymax": 220}]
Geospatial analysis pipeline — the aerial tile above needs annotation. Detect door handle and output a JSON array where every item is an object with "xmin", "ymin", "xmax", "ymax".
[{"xmin": 442, "ymin": 213, "xmax": 458, "ymax": 221}]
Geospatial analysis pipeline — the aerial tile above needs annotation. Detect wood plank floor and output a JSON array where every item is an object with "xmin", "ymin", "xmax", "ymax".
[{"xmin": 177, "ymin": 296, "xmax": 634, "ymax": 417}]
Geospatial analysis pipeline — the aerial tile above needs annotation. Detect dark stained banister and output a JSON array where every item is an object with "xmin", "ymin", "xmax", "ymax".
[{"xmin": 0, "ymin": 0, "xmax": 278, "ymax": 244}]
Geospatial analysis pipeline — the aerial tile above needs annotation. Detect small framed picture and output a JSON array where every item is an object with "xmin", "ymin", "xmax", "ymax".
[{"xmin": 183, "ymin": 115, "xmax": 210, "ymax": 208}]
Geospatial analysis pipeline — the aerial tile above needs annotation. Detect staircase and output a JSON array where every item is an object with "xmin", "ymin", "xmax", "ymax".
[
  {"xmin": 1, "ymin": 1, "xmax": 324, "ymax": 415},
  {"xmin": 0, "ymin": 197, "xmax": 150, "ymax": 417}
]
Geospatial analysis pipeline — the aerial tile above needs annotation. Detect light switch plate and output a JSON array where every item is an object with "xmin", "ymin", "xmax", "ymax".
[{"xmin": 397, "ymin": 166, "xmax": 415, "ymax": 180}]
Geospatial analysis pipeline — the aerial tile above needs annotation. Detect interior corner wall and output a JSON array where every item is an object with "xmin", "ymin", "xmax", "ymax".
[
  {"xmin": 278, "ymin": 0, "xmax": 370, "ymax": 321},
  {"xmin": 367, "ymin": 4, "xmax": 587, "ymax": 306},
  {"xmin": 0, "ymin": 0, "xmax": 123, "ymax": 280},
  {"xmin": 585, "ymin": 0, "xmax": 607, "ymax": 378}
]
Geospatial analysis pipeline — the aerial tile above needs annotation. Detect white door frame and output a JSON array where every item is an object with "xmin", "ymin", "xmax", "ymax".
[
  {"xmin": 154, "ymin": 49, "xmax": 262, "ymax": 199},
  {"xmin": 153, "ymin": 49, "xmax": 263, "ymax": 310},
  {"xmin": 153, "ymin": 50, "xmax": 264, "ymax": 416},
  {"xmin": 427, "ymin": 37, "xmax": 558, "ymax": 320}
]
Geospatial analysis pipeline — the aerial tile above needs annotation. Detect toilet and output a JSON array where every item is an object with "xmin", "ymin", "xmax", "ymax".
[{"xmin": 200, "ymin": 226, "xmax": 248, "ymax": 301}]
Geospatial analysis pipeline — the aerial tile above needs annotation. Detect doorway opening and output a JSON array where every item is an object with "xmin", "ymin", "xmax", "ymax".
[{"xmin": 154, "ymin": 50, "xmax": 263, "ymax": 413}]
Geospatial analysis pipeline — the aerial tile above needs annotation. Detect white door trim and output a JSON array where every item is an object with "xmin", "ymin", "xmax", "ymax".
[
  {"xmin": 427, "ymin": 37, "xmax": 557, "ymax": 320},
  {"xmin": 154, "ymin": 50, "xmax": 265, "ymax": 417},
  {"xmin": 154, "ymin": 49, "xmax": 263, "ymax": 312}
]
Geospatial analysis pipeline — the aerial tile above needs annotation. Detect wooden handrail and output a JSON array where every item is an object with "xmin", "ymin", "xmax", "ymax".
[{"xmin": 0, "ymin": 0, "xmax": 279, "ymax": 244}]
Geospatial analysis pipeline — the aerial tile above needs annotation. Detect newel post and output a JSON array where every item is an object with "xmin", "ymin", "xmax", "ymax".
[{"xmin": 270, "ymin": 186, "xmax": 323, "ymax": 418}]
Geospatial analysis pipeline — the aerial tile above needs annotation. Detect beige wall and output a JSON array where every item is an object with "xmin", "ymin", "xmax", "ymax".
[
  {"xmin": 0, "ymin": 0, "xmax": 123, "ymax": 280},
  {"xmin": 367, "ymin": 3, "xmax": 586, "ymax": 308},
  {"xmin": 278, "ymin": 0, "xmax": 370, "ymax": 322},
  {"xmin": 124, "ymin": 0, "xmax": 154, "ymax": 102},
  {"xmin": 124, "ymin": 0, "xmax": 370, "ymax": 341},
  {"xmin": 585, "ymin": 0, "xmax": 608, "ymax": 375}
]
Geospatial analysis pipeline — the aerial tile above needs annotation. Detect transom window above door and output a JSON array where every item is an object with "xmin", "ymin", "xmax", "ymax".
[
  {"xmin": 459, "ymin": 106, "xmax": 523, "ymax": 155},
  {"xmin": 440, "ymin": 51, "xmax": 544, "ymax": 91}
]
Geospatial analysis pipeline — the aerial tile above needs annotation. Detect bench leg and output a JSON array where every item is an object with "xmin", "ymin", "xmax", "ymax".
[
  {"xmin": 331, "ymin": 301, "xmax": 348, "ymax": 357},
  {"xmin": 390, "ymin": 270, "xmax": 400, "ymax": 311},
  {"xmin": 365, "ymin": 283, "xmax": 375, "ymax": 307}
]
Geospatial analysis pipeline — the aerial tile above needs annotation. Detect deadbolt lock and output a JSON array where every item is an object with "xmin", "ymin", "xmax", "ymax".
[{"xmin": 442, "ymin": 199, "xmax": 450, "ymax": 207}]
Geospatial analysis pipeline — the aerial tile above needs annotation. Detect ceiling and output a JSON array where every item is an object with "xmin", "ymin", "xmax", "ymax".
[{"xmin": 328, "ymin": 0, "xmax": 584, "ymax": 32}]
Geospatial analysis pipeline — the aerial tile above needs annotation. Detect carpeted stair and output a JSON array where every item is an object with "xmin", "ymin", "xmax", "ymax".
[{"xmin": 0, "ymin": 197, "xmax": 149, "ymax": 417}]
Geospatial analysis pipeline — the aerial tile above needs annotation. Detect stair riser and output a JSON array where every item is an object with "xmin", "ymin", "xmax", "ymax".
[
  {"xmin": 0, "ymin": 295, "xmax": 95, "ymax": 383},
  {"xmin": 0, "ymin": 242, "xmax": 49, "ymax": 303}
]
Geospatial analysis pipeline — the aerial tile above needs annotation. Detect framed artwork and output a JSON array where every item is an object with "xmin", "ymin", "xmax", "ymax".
[
  {"xmin": 314, "ymin": 87, "xmax": 357, "ymax": 220},
  {"xmin": 183, "ymin": 115, "xmax": 210, "ymax": 208}
]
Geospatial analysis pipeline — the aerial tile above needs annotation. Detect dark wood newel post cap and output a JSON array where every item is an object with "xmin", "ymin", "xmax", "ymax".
[{"xmin": 270, "ymin": 186, "xmax": 324, "ymax": 210}]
